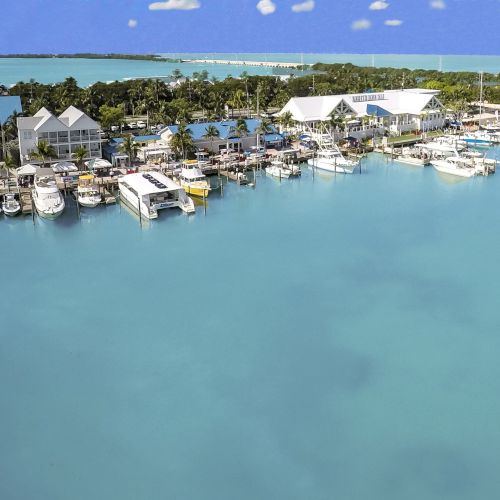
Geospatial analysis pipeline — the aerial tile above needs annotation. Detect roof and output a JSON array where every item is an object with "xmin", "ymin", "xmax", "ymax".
[
  {"xmin": 120, "ymin": 171, "xmax": 181, "ymax": 195},
  {"xmin": 16, "ymin": 164, "xmax": 38, "ymax": 175},
  {"xmin": 161, "ymin": 119, "xmax": 277, "ymax": 141},
  {"xmin": 279, "ymin": 89, "xmax": 443, "ymax": 122},
  {"xmin": 17, "ymin": 105, "xmax": 100, "ymax": 131},
  {"xmin": 0, "ymin": 96, "xmax": 22, "ymax": 125},
  {"xmin": 264, "ymin": 133, "xmax": 284, "ymax": 142},
  {"xmin": 111, "ymin": 134, "xmax": 161, "ymax": 144}
]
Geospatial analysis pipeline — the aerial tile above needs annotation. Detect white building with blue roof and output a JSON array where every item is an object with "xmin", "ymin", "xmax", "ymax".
[{"xmin": 159, "ymin": 119, "xmax": 283, "ymax": 153}]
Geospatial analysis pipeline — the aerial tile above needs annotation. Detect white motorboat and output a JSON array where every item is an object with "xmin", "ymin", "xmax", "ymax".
[
  {"xmin": 265, "ymin": 160, "xmax": 301, "ymax": 178},
  {"xmin": 77, "ymin": 174, "xmax": 102, "ymax": 208},
  {"xmin": 119, "ymin": 171, "xmax": 195, "ymax": 219},
  {"xmin": 2, "ymin": 193, "xmax": 21, "ymax": 216},
  {"xmin": 461, "ymin": 132, "xmax": 493, "ymax": 147},
  {"xmin": 431, "ymin": 156, "xmax": 476, "ymax": 178},
  {"xmin": 307, "ymin": 146, "xmax": 359, "ymax": 174},
  {"xmin": 393, "ymin": 147, "xmax": 430, "ymax": 166},
  {"xmin": 32, "ymin": 168, "xmax": 65, "ymax": 219}
]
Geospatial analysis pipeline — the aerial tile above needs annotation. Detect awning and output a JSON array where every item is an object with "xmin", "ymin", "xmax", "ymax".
[
  {"xmin": 367, "ymin": 104, "xmax": 393, "ymax": 117},
  {"xmin": 16, "ymin": 164, "xmax": 37, "ymax": 175},
  {"xmin": 52, "ymin": 161, "xmax": 78, "ymax": 173}
]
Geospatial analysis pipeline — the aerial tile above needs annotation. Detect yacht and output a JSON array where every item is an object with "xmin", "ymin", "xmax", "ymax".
[
  {"xmin": 2, "ymin": 193, "xmax": 21, "ymax": 216},
  {"xmin": 307, "ymin": 146, "xmax": 359, "ymax": 174},
  {"xmin": 119, "ymin": 171, "xmax": 195, "ymax": 219},
  {"xmin": 32, "ymin": 168, "xmax": 65, "ymax": 219},
  {"xmin": 178, "ymin": 160, "xmax": 211, "ymax": 198},
  {"xmin": 431, "ymin": 156, "xmax": 476, "ymax": 178},
  {"xmin": 265, "ymin": 160, "xmax": 301, "ymax": 178},
  {"xmin": 77, "ymin": 174, "xmax": 102, "ymax": 208},
  {"xmin": 393, "ymin": 147, "xmax": 430, "ymax": 167}
]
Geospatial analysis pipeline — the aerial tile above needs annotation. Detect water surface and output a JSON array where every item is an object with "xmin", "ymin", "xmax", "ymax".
[{"xmin": 1, "ymin": 150, "xmax": 500, "ymax": 500}]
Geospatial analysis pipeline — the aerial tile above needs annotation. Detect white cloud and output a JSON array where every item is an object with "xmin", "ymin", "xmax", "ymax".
[
  {"xmin": 292, "ymin": 0, "xmax": 315, "ymax": 13},
  {"xmin": 430, "ymin": 0, "xmax": 446, "ymax": 9},
  {"xmin": 369, "ymin": 1, "xmax": 389, "ymax": 10},
  {"xmin": 351, "ymin": 19, "xmax": 371, "ymax": 30},
  {"xmin": 256, "ymin": 0, "xmax": 276, "ymax": 15},
  {"xmin": 149, "ymin": 0, "xmax": 200, "ymax": 11},
  {"xmin": 128, "ymin": 19, "xmax": 138, "ymax": 28},
  {"xmin": 384, "ymin": 19, "xmax": 403, "ymax": 26}
]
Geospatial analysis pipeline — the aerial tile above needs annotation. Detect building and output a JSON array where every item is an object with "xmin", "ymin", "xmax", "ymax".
[
  {"xmin": 103, "ymin": 134, "xmax": 164, "ymax": 166},
  {"xmin": 159, "ymin": 119, "xmax": 283, "ymax": 154},
  {"xmin": 278, "ymin": 89, "xmax": 446, "ymax": 139},
  {"xmin": 17, "ymin": 106, "xmax": 102, "ymax": 165}
]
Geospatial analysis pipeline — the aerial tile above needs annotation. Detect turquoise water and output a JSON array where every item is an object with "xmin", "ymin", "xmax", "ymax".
[
  {"xmin": 1, "ymin": 53, "xmax": 499, "ymax": 87},
  {"xmin": 2, "ymin": 150, "xmax": 500, "ymax": 500}
]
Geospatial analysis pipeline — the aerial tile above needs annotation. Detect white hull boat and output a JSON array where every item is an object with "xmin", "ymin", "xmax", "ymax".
[
  {"xmin": 307, "ymin": 147, "xmax": 359, "ymax": 174},
  {"xmin": 2, "ymin": 193, "xmax": 21, "ymax": 216},
  {"xmin": 32, "ymin": 168, "xmax": 65, "ymax": 219},
  {"xmin": 265, "ymin": 161, "xmax": 294, "ymax": 179},
  {"xmin": 77, "ymin": 175, "xmax": 101, "ymax": 208},
  {"xmin": 431, "ymin": 157, "xmax": 476, "ymax": 178},
  {"xmin": 119, "ymin": 171, "xmax": 195, "ymax": 219}
]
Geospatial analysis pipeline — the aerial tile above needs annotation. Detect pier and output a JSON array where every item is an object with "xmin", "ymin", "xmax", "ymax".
[{"xmin": 180, "ymin": 58, "xmax": 310, "ymax": 69}]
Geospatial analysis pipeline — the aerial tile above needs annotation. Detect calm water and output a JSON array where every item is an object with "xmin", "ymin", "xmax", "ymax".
[
  {"xmin": 1, "ymin": 53, "xmax": 499, "ymax": 87},
  {"xmin": 2, "ymin": 150, "xmax": 500, "ymax": 500}
]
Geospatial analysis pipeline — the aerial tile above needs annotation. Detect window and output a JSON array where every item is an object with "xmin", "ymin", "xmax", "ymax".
[
  {"xmin": 70, "ymin": 130, "xmax": 81, "ymax": 140},
  {"xmin": 22, "ymin": 131, "xmax": 33, "ymax": 140}
]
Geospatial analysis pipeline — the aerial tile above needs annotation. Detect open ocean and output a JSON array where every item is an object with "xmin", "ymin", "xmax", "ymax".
[
  {"xmin": 1, "ymin": 53, "xmax": 499, "ymax": 87},
  {"xmin": 2, "ymin": 150, "xmax": 500, "ymax": 500}
]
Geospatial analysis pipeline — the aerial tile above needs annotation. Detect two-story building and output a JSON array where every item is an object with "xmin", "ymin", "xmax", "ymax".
[
  {"xmin": 278, "ymin": 89, "xmax": 446, "ymax": 140},
  {"xmin": 17, "ymin": 106, "xmax": 102, "ymax": 165}
]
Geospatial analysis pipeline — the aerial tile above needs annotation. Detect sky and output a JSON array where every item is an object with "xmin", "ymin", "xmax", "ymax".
[{"xmin": 1, "ymin": 0, "xmax": 499, "ymax": 55}]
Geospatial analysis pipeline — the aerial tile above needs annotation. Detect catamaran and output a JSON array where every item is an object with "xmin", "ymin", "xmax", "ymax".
[
  {"xmin": 32, "ymin": 168, "xmax": 65, "ymax": 219},
  {"xmin": 77, "ymin": 174, "xmax": 102, "ymax": 208},
  {"xmin": 119, "ymin": 171, "xmax": 195, "ymax": 219},
  {"xmin": 2, "ymin": 193, "xmax": 21, "ymax": 216},
  {"xmin": 178, "ymin": 160, "xmax": 211, "ymax": 197}
]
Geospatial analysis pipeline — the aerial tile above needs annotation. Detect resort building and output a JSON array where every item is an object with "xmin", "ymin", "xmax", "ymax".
[
  {"xmin": 159, "ymin": 119, "xmax": 283, "ymax": 153},
  {"xmin": 103, "ymin": 134, "xmax": 164, "ymax": 167},
  {"xmin": 17, "ymin": 106, "xmax": 102, "ymax": 165},
  {"xmin": 278, "ymin": 89, "xmax": 446, "ymax": 139}
]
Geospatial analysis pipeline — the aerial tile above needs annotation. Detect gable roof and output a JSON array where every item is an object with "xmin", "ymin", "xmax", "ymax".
[{"xmin": 17, "ymin": 105, "xmax": 100, "ymax": 132}]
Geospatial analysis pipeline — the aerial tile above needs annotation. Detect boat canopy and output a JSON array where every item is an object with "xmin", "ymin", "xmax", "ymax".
[{"xmin": 79, "ymin": 174, "xmax": 95, "ymax": 180}]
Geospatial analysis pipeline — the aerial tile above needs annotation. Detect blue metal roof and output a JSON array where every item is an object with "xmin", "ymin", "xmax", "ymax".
[
  {"xmin": 367, "ymin": 104, "xmax": 392, "ymax": 117},
  {"xmin": 165, "ymin": 119, "xmax": 278, "ymax": 141},
  {"xmin": 0, "ymin": 96, "xmax": 22, "ymax": 125},
  {"xmin": 264, "ymin": 133, "xmax": 283, "ymax": 142}
]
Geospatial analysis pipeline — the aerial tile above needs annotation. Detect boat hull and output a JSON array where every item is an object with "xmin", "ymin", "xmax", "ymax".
[
  {"xmin": 78, "ymin": 195, "xmax": 102, "ymax": 208},
  {"xmin": 182, "ymin": 183, "xmax": 210, "ymax": 198},
  {"xmin": 431, "ymin": 162, "xmax": 475, "ymax": 178},
  {"xmin": 307, "ymin": 158, "xmax": 358, "ymax": 174},
  {"xmin": 2, "ymin": 205, "xmax": 21, "ymax": 216}
]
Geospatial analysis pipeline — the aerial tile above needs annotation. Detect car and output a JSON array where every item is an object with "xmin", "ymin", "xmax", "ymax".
[
  {"xmin": 111, "ymin": 125, "xmax": 119, "ymax": 132},
  {"xmin": 128, "ymin": 122, "xmax": 137, "ymax": 129},
  {"xmin": 137, "ymin": 121, "xmax": 146, "ymax": 129}
]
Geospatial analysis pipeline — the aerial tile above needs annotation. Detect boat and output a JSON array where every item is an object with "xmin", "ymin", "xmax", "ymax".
[
  {"xmin": 307, "ymin": 146, "xmax": 359, "ymax": 174},
  {"xmin": 178, "ymin": 160, "xmax": 211, "ymax": 197},
  {"xmin": 32, "ymin": 168, "xmax": 65, "ymax": 219},
  {"xmin": 265, "ymin": 160, "xmax": 301, "ymax": 178},
  {"xmin": 2, "ymin": 193, "xmax": 21, "ymax": 216},
  {"xmin": 77, "ymin": 174, "xmax": 102, "ymax": 208},
  {"xmin": 461, "ymin": 132, "xmax": 492, "ymax": 147},
  {"xmin": 393, "ymin": 147, "xmax": 430, "ymax": 166},
  {"xmin": 430, "ymin": 156, "xmax": 476, "ymax": 178},
  {"xmin": 118, "ymin": 171, "xmax": 195, "ymax": 219}
]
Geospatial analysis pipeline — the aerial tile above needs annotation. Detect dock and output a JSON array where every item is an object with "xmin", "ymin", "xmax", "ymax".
[{"xmin": 180, "ymin": 59, "xmax": 310, "ymax": 69}]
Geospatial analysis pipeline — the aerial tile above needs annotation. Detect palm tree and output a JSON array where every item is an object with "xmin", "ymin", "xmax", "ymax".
[
  {"xmin": 202, "ymin": 125, "xmax": 220, "ymax": 155},
  {"xmin": 119, "ymin": 135, "xmax": 139, "ymax": 168},
  {"xmin": 33, "ymin": 140, "xmax": 57, "ymax": 166},
  {"xmin": 72, "ymin": 146, "xmax": 88, "ymax": 170},
  {"xmin": 278, "ymin": 111, "xmax": 294, "ymax": 133},
  {"xmin": 227, "ymin": 89, "xmax": 245, "ymax": 119},
  {"xmin": 170, "ymin": 123, "xmax": 194, "ymax": 159},
  {"xmin": 255, "ymin": 119, "xmax": 273, "ymax": 151},
  {"xmin": 228, "ymin": 118, "xmax": 249, "ymax": 153}
]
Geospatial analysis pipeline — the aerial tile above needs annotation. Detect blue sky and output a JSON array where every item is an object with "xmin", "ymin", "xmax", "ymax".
[{"xmin": 1, "ymin": 0, "xmax": 499, "ymax": 55}]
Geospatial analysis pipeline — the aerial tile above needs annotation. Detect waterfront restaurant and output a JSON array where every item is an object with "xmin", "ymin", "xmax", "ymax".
[
  {"xmin": 159, "ymin": 119, "xmax": 283, "ymax": 154},
  {"xmin": 17, "ymin": 106, "xmax": 102, "ymax": 165},
  {"xmin": 278, "ymin": 89, "xmax": 446, "ymax": 139}
]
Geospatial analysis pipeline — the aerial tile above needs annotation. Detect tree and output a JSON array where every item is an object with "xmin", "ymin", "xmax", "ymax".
[
  {"xmin": 255, "ymin": 119, "xmax": 273, "ymax": 150},
  {"xmin": 228, "ymin": 118, "xmax": 249, "ymax": 153},
  {"xmin": 72, "ymin": 146, "xmax": 88, "ymax": 169},
  {"xmin": 99, "ymin": 104, "xmax": 125, "ymax": 130},
  {"xmin": 202, "ymin": 125, "xmax": 220, "ymax": 154},
  {"xmin": 119, "ymin": 135, "xmax": 139, "ymax": 167},
  {"xmin": 227, "ymin": 89, "xmax": 245, "ymax": 118},
  {"xmin": 33, "ymin": 140, "xmax": 57, "ymax": 166},
  {"xmin": 170, "ymin": 123, "xmax": 194, "ymax": 159},
  {"xmin": 278, "ymin": 111, "xmax": 294, "ymax": 132}
]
